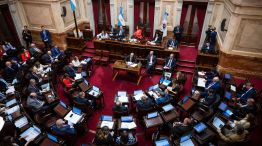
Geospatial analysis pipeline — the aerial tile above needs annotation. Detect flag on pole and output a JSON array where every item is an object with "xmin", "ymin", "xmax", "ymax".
[
  {"xmin": 70, "ymin": 0, "xmax": 77, "ymax": 11},
  {"xmin": 118, "ymin": 3, "xmax": 126, "ymax": 26},
  {"xmin": 162, "ymin": 11, "xmax": 169, "ymax": 37}
]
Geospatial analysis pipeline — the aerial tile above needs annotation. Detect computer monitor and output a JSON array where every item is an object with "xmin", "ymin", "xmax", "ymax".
[
  {"xmin": 224, "ymin": 91, "xmax": 232, "ymax": 100},
  {"xmin": 155, "ymin": 139, "xmax": 170, "ymax": 146},
  {"xmin": 223, "ymin": 109, "xmax": 233, "ymax": 117},
  {"xmin": 117, "ymin": 91, "xmax": 127, "ymax": 97},
  {"xmin": 224, "ymin": 74, "xmax": 231, "ymax": 80},
  {"xmin": 218, "ymin": 102, "xmax": 228, "ymax": 111},
  {"xmin": 92, "ymin": 86, "xmax": 99, "ymax": 92},
  {"xmin": 6, "ymin": 99, "xmax": 17, "ymax": 107},
  {"xmin": 47, "ymin": 133, "xmax": 58, "ymax": 143},
  {"xmin": 121, "ymin": 116, "xmax": 133, "ymax": 122},
  {"xmin": 134, "ymin": 90, "xmax": 143, "ymax": 95},
  {"xmin": 60, "ymin": 101, "xmax": 67, "ymax": 108},
  {"xmin": 194, "ymin": 122, "xmax": 207, "ymax": 133},
  {"xmin": 213, "ymin": 116, "xmax": 225, "ymax": 129},
  {"xmin": 180, "ymin": 134, "xmax": 192, "ymax": 143},
  {"xmin": 162, "ymin": 104, "xmax": 174, "ymax": 112},
  {"xmin": 72, "ymin": 106, "xmax": 82, "ymax": 115},
  {"xmin": 147, "ymin": 112, "xmax": 158, "ymax": 119},
  {"xmin": 101, "ymin": 115, "xmax": 113, "ymax": 121}
]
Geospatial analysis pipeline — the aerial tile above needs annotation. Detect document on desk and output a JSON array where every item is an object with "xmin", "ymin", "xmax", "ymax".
[
  {"xmin": 101, "ymin": 121, "xmax": 114, "ymax": 129},
  {"xmin": 121, "ymin": 121, "xmax": 137, "ymax": 129},
  {"xmin": 198, "ymin": 71, "xmax": 205, "ymax": 76},
  {"xmin": 197, "ymin": 78, "xmax": 206, "ymax": 87},
  {"xmin": 64, "ymin": 110, "xmax": 83, "ymax": 124},
  {"xmin": 5, "ymin": 105, "xmax": 20, "ymax": 115},
  {"xmin": 74, "ymin": 73, "xmax": 82, "ymax": 80},
  {"xmin": 14, "ymin": 116, "xmax": 28, "ymax": 128},
  {"xmin": 20, "ymin": 127, "xmax": 41, "ymax": 141},
  {"xmin": 118, "ymin": 96, "xmax": 129, "ymax": 103},
  {"xmin": 230, "ymin": 85, "xmax": 236, "ymax": 92},
  {"xmin": 130, "ymin": 63, "xmax": 138, "ymax": 68},
  {"xmin": 6, "ymin": 86, "xmax": 15, "ymax": 94},
  {"xmin": 134, "ymin": 93, "xmax": 144, "ymax": 101}
]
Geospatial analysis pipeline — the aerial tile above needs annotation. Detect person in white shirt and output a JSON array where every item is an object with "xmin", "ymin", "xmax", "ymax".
[
  {"xmin": 71, "ymin": 56, "xmax": 81, "ymax": 67},
  {"xmin": 97, "ymin": 30, "xmax": 109, "ymax": 40}
]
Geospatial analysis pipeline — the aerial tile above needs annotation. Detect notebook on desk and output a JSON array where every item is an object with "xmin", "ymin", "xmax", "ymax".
[
  {"xmin": 64, "ymin": 110, "xmax": 82, "ymax": 124},
  {"xmin": 14, "ymin": 116, "xmax": 28, "ymax": 128},
  {"xmin": 194, "ymin": 122, "xmax": 207, "ymax": 133},
  {"xmin": 88, "ymin": 86, "xmax": 100, "ymax": 97},
  {"xmin": 155, "ymin": 139, "xmax": 170, "ymax": 146},
  {"xmin": 74, "ymin": 73, "xmax": 82, "ymax": 80},
  {"xmin": 162, "ymin": 104, "xmax": 174, "ymax": 112},
  {"xmin": 147, "ymin": 112, "xmax": 158, "ymax": 119},
  {"xmin": 6, "ymin": 98, "xmax": 17, "ymax": 107}
]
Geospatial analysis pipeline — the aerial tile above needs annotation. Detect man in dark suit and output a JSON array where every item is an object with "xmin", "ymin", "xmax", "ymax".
[
  {"xmin": 11, "ymin": 59, "xmax": 21, "ymax": 72},
  {"xmin": 29, "ymin": 43, "xmax": 42, "ymax": 57},
  {"xmin": 112, "ymin": 101, "xmax": 128, "ymax": 113},
  {"xmin": 117, "ymin": 26, "xmax": 125, "ymax": 39},
  {"xmin": 28, "ymin": 79, "xmax": 42, "ymax": 95},
  {"xmin": 41, "ymin": 51, "xmax": 54, "ymax": 65},
  {"xmin": 74, "ymin": 92, "xmax": 94, "ymax": 107},
  {"xmin": 137, "ymin": 95, "xmax": 154, "ymax": 110},
  {"xmin": 146, "ymin": 51, "xmax": 156, "ymax": 76},
  {"xmin": 171, "ymin": 117, "xmax": 193, "ymax": 138},
  {"xmin": 173, "ymin": 25, "xmax": 183, "ymax": 44},
  {"xmin": 64, "ymin": 63, "xmax": 76, "ymax": 78},
  {"xmin": 22, "ymin": 25, "xmax": 32, "ymax": 48},
  {"xmin": 40, "ymin": 26, "xmax": 51, "ymax": 49},
  {"xmin": 125, "ymin": 53, "xmax": 137, "ymax": 64},
  {"xmin": 166, "ymin": 38, "xmax": 178, "ymax": 49},
  {"xmin": 205, "ymin": 76, "xmax": 221, "ymax": 93},
  {"xmin": 3, "ymin": 61, "xmax": 17, "ymax": 83},
  {"xmin": 148, "ymin": 31, "xmax": 163, "ymax": 45},
  {"xmin": 234, "ymin": 98, "xmax": 256, "ymax": 118},
  {"xmin": 199, "ymin": 89, "xmax": 218, "ymax": 107},
  {"xmin": 164, "ymin": 53, "xmax": 176, "ymax": 72},
  {"xmin": 210, "ymin": 27, "xmax": 217, "ymax": 46},
  {"xmin": 26, "ymin": 92, "xmax": 45, "ymax": 110},
  {"xmin": 237, "ymin": 82, "xmax": 256, "ymax": 104},
  {"xmin": 201, "ymin": 42, "xmax": 215, "ymax": 54},
  {"xmin": 51, "ymin": 45, "xmax": 62, "ymax": 58}
]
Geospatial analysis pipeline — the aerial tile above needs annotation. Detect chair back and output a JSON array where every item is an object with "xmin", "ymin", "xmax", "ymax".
[
  {"xmin": 73, "ymin": 99, "xmax": 94, "ymax": 116},
  {"xmin": 156, "ymin": 58, "xmax": 164, "ymax": 65}
]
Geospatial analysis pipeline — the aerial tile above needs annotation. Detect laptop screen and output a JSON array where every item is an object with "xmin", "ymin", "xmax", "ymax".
[
  {"xmin": 180, "ymin": 134, "xmax": 191, "ymax": 143},
  {"xmin": 60, "ymin": 101, "xmax": 67, "ymax": 108},
  {"xmin": 149, "ymin": 84, "xmax": 159, "ymax": 91},
  {"xmin": 101, "ymin": 115, "xmax": 113, "ymax": 121},
  {"xmin": 72, "ymin": 106, "xmax": 82, "ymax": 115},
  {"xmin": 121, "ymin": 116, "xmax": 133, "ymax": 122},
  {"xmin": 93, "ymin": 86, "xmax": 99, "ymax": 92},
  {"xmin": 224, "ymin": 74, "xmax": 231, "ymax": 80},
  {"xmin": 147, "ymin": 112, "xmax": 158, "ymax": 119},
  {"xmin": 155, "ymin": 139, "xmax": 170, "ymax": 146},
  {"xmin": 6, "ymin": 99, "xmax": 17, "ymax": 107},
  {"xmin": 134, "ymin": 90, "xmax": 143, "ymax": 95},
  {"xmin": 218, "ymin": 102, "xmax": 228, "ymax": 111},
  {"xmin": 223, "ymin": 109, "xmax": 233, "ymax": 117},
  {"xmin": 33, "ymin": 125, "xmax": 41, "ymax": 133},
  {"xmin": 14, "ymin": 116, "xmax": 28, "ymax": 128},
  {"xmin": 224, "ymin": 91, "xmax": 232, "ymax": 100},
  {"xmin": 47, "ymin": 133, "xmax": 58, "ymax": 143},
  {"xmin": 194, "ymin": 122, "xmax": 207, "ymax": 133},
  {"xmin": 213, "ymin": 116, "xmax": 225, "ymax": 129},
  {"xmin": 117, "ymin": 91, "xmax": 127, "ymax": 97},
  {"xmin": 162, "ymin": 104, "xmax": 174, "ymax": 112}
]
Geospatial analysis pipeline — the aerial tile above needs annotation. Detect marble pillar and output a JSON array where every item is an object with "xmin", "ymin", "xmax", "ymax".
[
  {"xmin": 109, "ymin": 0, "xmax": 115, "ymax": 27},
  {"xmin": 127, "ymin": 0, "xmax": 134, "ymax": 37},
  {"xmin": 86, "ymin": 0, "xmax": 95, "ymax": 36},
  {"xmin": 175, "ymin": 0, "xmax": 183, "ymax": 26},
  {"xmin": 153, "ymin": 0, "xmax": 161, "ymax": 36}
]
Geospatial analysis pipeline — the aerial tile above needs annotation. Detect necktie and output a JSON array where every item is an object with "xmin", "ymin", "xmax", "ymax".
[
  {"xmin": 150, "ymin": 56, "xmax": 153, "ymax": 64},
  {"xmin": 171, "ymin": 41, "xmax": 174, "ymax": 47},
  {"xmin": 130, "ymin": 56, "xmax": 132, "ymax": 62},
  {"xmin": 167, "ymin": 59, "xmax": 172, "ymax": 67},
  {"xmin": 208, "ymin": 82, "xmax": 215, "ymax": 89}
]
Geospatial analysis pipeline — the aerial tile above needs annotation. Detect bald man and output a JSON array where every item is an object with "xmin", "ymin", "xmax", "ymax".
[
  {"xmin": 205, "ymin": 76, "xmax": 221, "ymax": 92},
  {"xmin": 26, "ymin": 92, "xmax": 45, "ymax": 110},
  {"xmin": 125, "ymin": 53, "xmax": 137, "ymax": 64}
]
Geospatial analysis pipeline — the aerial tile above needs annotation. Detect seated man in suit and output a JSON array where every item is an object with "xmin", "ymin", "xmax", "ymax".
[
  {"xmin": 112, "ymin": 101, "xmax": 128, "ymax": 113},
  {"xmin": 29, "ymin": 43, "xmax": 42, "ymax": 57},
  {"xmin": 3, "ymin": 61, "xmax": 17, "ymax": 83},
  {"xmin": 199, "ymin": 89, "xmax": 218, "ymax": 108},
  {"xmin": 171, "ymin": 117, "xmax": 193, "ymax": 138},
  {"xmin": 64, "ymin": 63, "xmax": 76, "ymax": 78},
  {"xmin": 163, "ymin": 54, "xmax": 176, "ymax": 72},
  {"xmin": 41, "ymin": 51, "xmax": 56, "ymax": 65},
  {"xmin": 51, "ymin": 45, "xmax": 62, "ymax": 58},
  {"xmin": 166, "ymin": 37, "xmax": 178, "ymax": 49},
  {"xmin": 29, "ymin": 68, "xmax": 43, "ymax": 83},
  {"xmin": 146, "ymin": 51, "xmax": 156, "ymax": 76},
  {"xmin": 11, "ymin": 59, "xmax": 21, "ymax": 72},
  {"xmin": 26, "ymin": 92, "xmax": 45, "ymax": 110},
  {"xmin": 117, "ymin": 26, "xmax": 126, "ymax": 40},
  {"xmin": 27, "ymin": 79, "xmax": 44, "ymax": 98},
  {"xmin": 137, "ymin": 95, "xmax": 154, "ymax": 110},
  {"xmin": 147, "ymin": 30, "xmax": 163, "ymax": 45},
  {"xmin": 205, "ymin": 76, "xmax": 221, "ymax": 93},
  {"xmin": 236, "ymin": 82, "xmax": 256, "ymax": 104},
  {"xmin": 74, "ymin": 91, "xmax": 95, "ymax": 108},
  {"xmin": 234, "ymin": 98, "xmax": 256, "ymax": 118},
  {"xmin": 201, "ymin": 42, "xmax": 215, "ymax": 54},
  {"xmin": 125, "ymin": 53, "xmax": 137, "ymax": 64},
  {"xmin": 154, "ymin": 89, "xmax": 170, "ymax": 105},
  {"xmin": 52, "ymin": 119, "xmax": 76, "ymax": 136}
]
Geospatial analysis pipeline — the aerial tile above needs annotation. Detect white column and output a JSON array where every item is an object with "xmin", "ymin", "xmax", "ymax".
[
  {"xmin": 110, "ymin": 0, "xmax": 115, "ymax": 27},
  {"xmin": 175, "ymin": 0, "xmax": 183, "ymax": 26},
  {"xmin": 153, "ymin": 0, "xmax": 161, "ymax": 36},
  {"xmin": 127, "ymin": 0, "xmax": 134, "ymax": 37},
  {"xmin": 86, "ymin": 0, "xmax": 95, "ymax": 36},
  {"xmin": 198, "ymin": 0, "xmax": 215, "ymax": 50}
]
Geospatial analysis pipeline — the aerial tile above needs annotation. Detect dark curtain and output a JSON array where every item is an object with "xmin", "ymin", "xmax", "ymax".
[
  {"xmin": 0, "ymin": 5, "xmax": 20, "ymax": 45},
  {"xmin": 134, "ymin": 1, "xmax": 140, "ymax": 29},
  {"xmin": 148, "ymin": 2, "xmax": 155, "ymax": 38},
  {"xmin": 92, "ymin": 0, "xmax": 99, "ymax": 34},
  {"xmin": 196, "ymin": 6, "xmax": 206, "ymax": 46},
  {"xmin": 104, "ymin": 0, "xmax": 111, "ymax": 27},
  {"xmin": 180, "ymin": 4, "xmax": 188, "ymax": 27}
]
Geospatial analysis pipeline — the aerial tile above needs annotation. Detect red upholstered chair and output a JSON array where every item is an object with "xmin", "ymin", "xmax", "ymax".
[
  {"xmin": 100, "ymin": 50, "xmax": 110, "ymax": 65},
  {"xmin": 155, "ymin": 58, "xmax": 165, "ymax": 73},
  {"xmin": 93, "ymin": 50, "xmax": 102, "ymax": 64}
]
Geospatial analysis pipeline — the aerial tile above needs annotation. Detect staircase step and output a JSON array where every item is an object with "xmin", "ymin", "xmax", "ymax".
[
  {"xmin": 177, "ymin": 59, "xmax": 196, "ymax": 63},
  {"xmin": 176, "ymin": 66, "xmax": 194, "ymax": 74},
  {"xmin": 176, "ymin": 63, "xmax": 195, "ymax": 68},
  {"xmin": 85, "ymin": 41, "xmax": 94, "ymax": 49}
]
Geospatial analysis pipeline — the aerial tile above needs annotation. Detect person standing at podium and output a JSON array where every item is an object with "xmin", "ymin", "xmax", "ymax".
[
  {"xmin": 125, "ymin": 53, "xmax": 137, "ymax": 64},
  {"xmin": 146, "ymin": 51, "xmax": 156, "ymax": 76}
]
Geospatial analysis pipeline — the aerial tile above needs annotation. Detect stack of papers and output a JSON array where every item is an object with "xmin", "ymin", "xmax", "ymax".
[
  {"xmin": 197, "ymin": 78, "xmax": 206, "ymax": 87},
  {"xmin": 5, "ymin": 105, "xmax": 20, "ymax": 115},
  {"xmin": 121, "ymin": 122, "xmax": 137, "ymax": 129},
  {"xmin": 101, "ymin": 121, "xmax": 114, "ymax": 129},
  {"xmin": 6, "ymin": 86, "xmax": 15, "ymax": 94},
  {"xmin": 20, "ymin": 126, "xmax": 41, "ymax": 141},
  {"xmin": 64, "ymin": 111, "xmax": 82, "ymax": 124}
]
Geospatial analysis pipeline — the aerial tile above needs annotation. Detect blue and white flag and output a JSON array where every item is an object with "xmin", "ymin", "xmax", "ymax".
[
  {"xmin": 162, "ymin": 11, "xmax": 169, "ymax": 37},
  {"xmin": 118, "ymin": 3, "xmax": 126, "ymax": 26},
  {"xmin": 70, "ymin": 0, "xmax": 77, "ymax": 11}
]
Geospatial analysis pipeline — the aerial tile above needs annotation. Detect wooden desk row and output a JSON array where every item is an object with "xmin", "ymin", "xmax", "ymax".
[{"xmin": 94, "ymin": 40, "xmax": 180, "ymax": 63}]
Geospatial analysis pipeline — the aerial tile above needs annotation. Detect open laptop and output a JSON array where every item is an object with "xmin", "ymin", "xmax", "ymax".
[
  {"xmin": 213, "ymin": 116, "xmax": 225, "ymax": 129},
  {"xmin": 180, "ymin": 134, "xmax": 192, "ymax": 143},
  {"xmin": 14, "ymin": 116, "xmax": 29, "ymax": 128},
  {"xmin": 224, "ymin": 91, "xmax": 232, "ymax": 100},
  {"xmin": 223, "ymin": 109, "xmax": 233, "ymax": 117},
  {"xmin": 134, "ymin": 90, "xmax": 143, "ymax": 95},
  {"xmin": 181, "ymin": 96, "xmax": 190, "ymax": 104},
  {"xmin": 101, "ymin": 115, "xmax": 113, "ymax": 121},
  {"xmin": 121, "ymin": 116, "xmax": 133, "ymax": 122},
  {"xmin": 117, "ymin": 91, "xmax": 127, "ymax": 97},
  {"xmin": 47, "ymin": 133, "xmax": 59, "ymax": 143},
  {"xmin": 6, "ymin": 98, "xmax": 17, "ymax": 107},
  {"xmin": 149, "ymin": 84, "xmax": 159, "ymax": 91},
  {"xmin": 218, "ymin": 102, "xmax": 228, "ymax": 111},
  {"xmin": 72, "ymin": 106, "xmax": 82, "ymax": 115},
  {"xmin": 147, "ymin": 112, "xmax": 158, "ymax": 119},
  {"xmin": 194, "ymin": 122, "xmax": 207, "ymax": 133},
  {"xmin": 162, "ymin": 104, "xmax": 174, "ymax": 112},
  {"xmin": 224, "ymin": 74, "xmax": 231, "ymax": 80},
  {"xmin": 155, "ymin": 138, "xmax": 170, "ymax": 146},
  {"xmin": 89, "ymin": 86, "xmax": 100, "ymax": 96},
  {"xmin": 180, "ymin": 134, "xmax": 194, "ymax": 146},
  {"xmin": 20, "ymin": 125, "xmax": 41, "ymax": 141}
]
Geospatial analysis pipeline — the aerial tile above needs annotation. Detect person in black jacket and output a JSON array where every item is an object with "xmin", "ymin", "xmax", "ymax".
[
  {"xmin": 94, "ymin": 126, "xmax": 113, "ymax": 145},
  {"xmin": 22, "ymin": 25, "xmax": 32, "ymax": 48},
  {"xmin": 172, "ymin": 117, "xmax": 193, "ymax": 138},
  {"xmin": 113, "ymin": 101, "xmax": 128, "ymax": 113},
  {"xmin": 137, "ymin": 95, "xmax": 154, "ymax": 110},
  {"xmin": 146, "ymin": 51, "xmax": 156, "ymax": 76},
  {"xmin": 147, "ymin": 30, "xmax": 163, "ymax": 45},
  {"xmin": 3, "ymin": 61, "xmax": 16, "ymax": 83}
]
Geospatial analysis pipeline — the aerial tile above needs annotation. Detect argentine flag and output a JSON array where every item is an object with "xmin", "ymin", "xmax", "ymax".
[
  {"xmin": 118, "ymin": 3, "xmax": 125, "ymax": 26},
  {"xmin": 70, "ymin": 0, "xmax": 77, "ymax": 11}
]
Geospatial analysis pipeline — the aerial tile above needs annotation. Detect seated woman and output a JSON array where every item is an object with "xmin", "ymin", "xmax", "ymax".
[
  {"xmin": 52, "ymin": 119, "xmax": 76, "ymax": 136},
  {"xmin": 116, "ymin": 130, "xmax": 136, "ymax": 145},
  {"xmin": 20, "ymin": 48, "xmax": 31, "ymax": 64},
  {"xmin": 94, "ymin": 126, "xmax": 113, "ymax": 145},
  {"xmin": 62, "ymin": 73, "xmax": 75, "ymax": 89},
  {"xmin": 232, "ymin": 113, "xmax": 255, "ymax": 130},
  {"xmin": 132, "ymin": 26, "xmax": 143, "ymax": 40},
  {"xmin": 170, "ymin": 80, "xmax": 182, "ymax": 94},
  {"xmin": 174, "ymin": 71, "xmax": 187, "ymax": 85}
]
